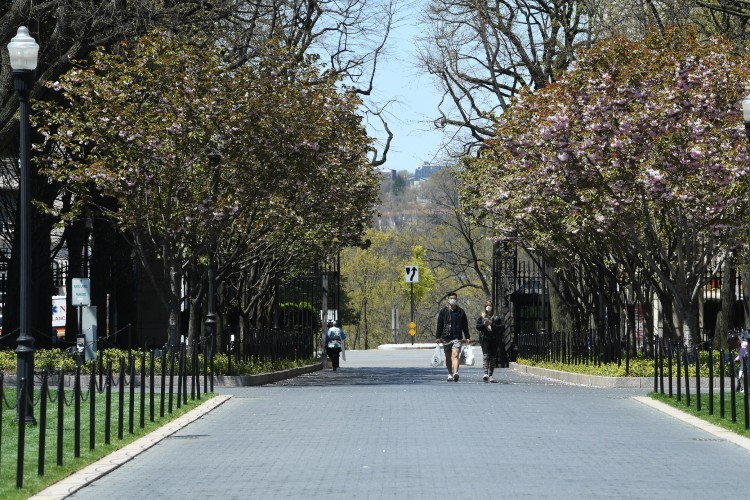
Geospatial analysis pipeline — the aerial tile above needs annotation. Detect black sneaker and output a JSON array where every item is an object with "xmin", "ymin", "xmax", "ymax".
[{"xmin": 453, "ymin": 373, "xmax": 459, "ymax": 382}]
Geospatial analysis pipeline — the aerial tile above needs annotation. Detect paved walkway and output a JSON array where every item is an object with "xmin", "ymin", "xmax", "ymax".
[{"xmin": 38, "ymin": 349, "xmax": 750, "ymax": 499}]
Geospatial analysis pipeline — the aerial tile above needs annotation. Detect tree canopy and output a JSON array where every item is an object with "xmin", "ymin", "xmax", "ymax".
[
  {"xmin": 38, "ymin": 32, "xmax": 380, "ymax": 343},
  {"xmin": 462, "ymin": 27, "xmax": 750, "ymax": 345}
]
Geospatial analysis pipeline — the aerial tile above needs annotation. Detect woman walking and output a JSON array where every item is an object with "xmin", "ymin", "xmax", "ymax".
[{"xmin": 476, "ymin": 300, "xmax": 504, "ymax": 382}]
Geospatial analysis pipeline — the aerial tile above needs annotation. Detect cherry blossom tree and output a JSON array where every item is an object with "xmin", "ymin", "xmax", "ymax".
[{"xmin": 463, "ymin": 27, "xmax": 750, "ymax": 347}]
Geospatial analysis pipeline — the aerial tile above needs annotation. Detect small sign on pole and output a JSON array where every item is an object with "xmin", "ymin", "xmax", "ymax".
[
  {"xmin": 404, "ymin": 265, "xmax": 419, "ymax": 283},
  {"xmin": 71, "ymin": 278, "xmax": 91, "ymax": 306}
]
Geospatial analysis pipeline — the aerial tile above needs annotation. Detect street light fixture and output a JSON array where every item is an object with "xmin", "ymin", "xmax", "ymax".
[{"xmin": 8, "ymin": 26, "xmax": 38, "ymax": 424}]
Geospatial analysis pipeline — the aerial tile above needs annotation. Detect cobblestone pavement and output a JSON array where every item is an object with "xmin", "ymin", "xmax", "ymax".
[{"xmin": 67, "ymin": 349, "xmax": 746, "ymax": 499}]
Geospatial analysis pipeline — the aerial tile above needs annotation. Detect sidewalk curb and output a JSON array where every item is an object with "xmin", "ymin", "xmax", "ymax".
[
  {"xmin": 214, "ymin": 362, "xmax": 322, "ymax": 386},
  {"xmin": 511, "ymin": 363, "xmax": 653, "ymax": 387},
  {"xmin": 4, "ymin": 363, "xmax": 324, "ymax": 389},
  {"xmin": 633, "ymin": 396, "xmax": 750, "ymax": 453},
  {"xmin": 511, "ymin": 363, "xmax": 734, "ymax": 389},
  {"xmin": 29, "ymin": 395, "xmax": 232, "ymax": 500}
]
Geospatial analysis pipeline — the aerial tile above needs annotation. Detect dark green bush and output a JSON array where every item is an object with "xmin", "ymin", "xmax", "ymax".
[{"xmin": 0, "ymin": 347, "xmax": 318, "ymax": 376}]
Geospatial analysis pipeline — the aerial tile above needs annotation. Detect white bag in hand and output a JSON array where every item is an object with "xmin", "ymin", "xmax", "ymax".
[
  {"xmin": 461, "ymin": 344, "xmax": 475, "ymax": 366},
  {"xmin": 431, "ymin": 345, "xmax": 444, "ymax": 367}
]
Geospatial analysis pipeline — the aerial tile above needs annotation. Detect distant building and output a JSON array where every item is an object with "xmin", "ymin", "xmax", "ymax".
[
  {"xmin": 378, "ymin": 168, "xmax": 397, "ymax": 181},
  {"xmin": 414, "ymin": 163, "xmax": 445, "ymax": 181}
]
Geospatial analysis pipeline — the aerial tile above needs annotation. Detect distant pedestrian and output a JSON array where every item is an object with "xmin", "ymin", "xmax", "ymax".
[
  {"xmin": 476, "ymin": 300, "xmax": 504, "ymax": 382},
  {"xmin": 326, "ymin": 320, "xmax": 347, "ymax": 371},
  {"xmin": 435, "ymin": 292, "xmax": 470, "ymax": 382},
  {"xmin": 730, "ymin": 333, "xmax": 748, "ymax": 392}
]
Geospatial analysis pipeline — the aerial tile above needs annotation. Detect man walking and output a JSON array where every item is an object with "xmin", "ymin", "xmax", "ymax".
[{"xmin": 436, "ymin": 292, "xmax": 470, "ymax": 381}]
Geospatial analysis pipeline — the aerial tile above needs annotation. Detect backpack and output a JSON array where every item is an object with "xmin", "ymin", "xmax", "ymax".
[{"xmin": 328, "ymin": 327, "xmax": 342, "ymax": 341}]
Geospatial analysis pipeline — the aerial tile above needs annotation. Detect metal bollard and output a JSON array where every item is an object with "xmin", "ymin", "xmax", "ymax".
[
  {"xmin": 105, "ymin": 360, "xmax": 112, "ymax": 445},
  {"xmin": 38, "ymin": 370, "xmax": 48, "ymax": 477},
  {"xmin": 90, "ymin": 362, "xmax": 96, "ymax": 450},
  {"xmin": 74, "ymin": 366, "xmax": 81, "ymax": 458}
]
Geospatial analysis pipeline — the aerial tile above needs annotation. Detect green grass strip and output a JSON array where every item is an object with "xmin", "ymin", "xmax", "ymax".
[
  {"xmin": 649, "ymin": 391, "xmax": 750, "ymax": 438},
  {"xmin": 0, "ymin": 386, "xmax": 214, "ymax": 499}
]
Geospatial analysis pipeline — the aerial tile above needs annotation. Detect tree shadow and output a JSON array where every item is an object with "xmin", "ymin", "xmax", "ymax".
[{"xmin": 270, "ymin": 366, "xmax": 487, "ymax": 386}]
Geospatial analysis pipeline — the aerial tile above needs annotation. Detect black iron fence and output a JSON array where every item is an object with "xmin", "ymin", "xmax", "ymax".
[
  {"xmin": 1, "ymin": 324, "xmax": 318, "ymax": 490},
  {"xmin": 517, "ymin": 327, "xmax": 721, "ymax": 375},
  {"xmin": 1, "ymin": 341, "xmax": 209, "ymax": 489},
  {"xmin": 241, "ymin": 327, "xmax": 315, "ymax": 366},
  {"xmin": 517, "ymin": 329, "xmax": 642, "ymax": 373},
  {"xmin": 652, "ymin": 339, "xmax": 750, "ymax": 428}
]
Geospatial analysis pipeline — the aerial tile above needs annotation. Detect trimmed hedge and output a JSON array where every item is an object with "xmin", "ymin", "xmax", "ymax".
[{"xmin": 0, "ymin": 348, "xmax": 317, "ymax": 376}]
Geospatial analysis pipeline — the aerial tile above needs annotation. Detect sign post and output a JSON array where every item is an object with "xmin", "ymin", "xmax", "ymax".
[
  {"xmin": 71, "ymin": 278, "xmax": 92, "ymax": 360},
  {"xmin": 404, "ymin": 266, "xmax": 419, "ymax": 345}
]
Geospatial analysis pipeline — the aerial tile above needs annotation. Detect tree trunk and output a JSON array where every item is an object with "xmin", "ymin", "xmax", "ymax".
[
  {"xmin": 167, "ymin": 262, "xmax": 180, "ymax": 348},
  {"xmin": 718, "ymin": 255, "xmax": 737, "ymax": 348}
]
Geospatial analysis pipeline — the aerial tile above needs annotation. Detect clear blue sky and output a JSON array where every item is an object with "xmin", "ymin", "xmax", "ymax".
[{"xmin": 368, "ymin": 2, "xmax": 447, "ymax": 174}]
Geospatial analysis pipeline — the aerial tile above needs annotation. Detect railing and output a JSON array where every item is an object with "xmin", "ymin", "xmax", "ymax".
[
  {"xmin": 1, "ymin": 340, "xmax": 211, "ymax": 489},
  {"xmin": 652, "ymin": 339, "xmax": 749, "ymax": 427},
  {"xmin": 1, "ymin": 326, "xmax": 319, "ymax": 490},
  {"xmin": 519, "ymin": 330, "xmax": 750, "ymax": 429},
  {"xmin": 517, "ymin": 329, "xmax": 638, "ymax": 372},
  {"xmin": 240, "ymin": 327, "xmax": 316, "ymax": 369}
]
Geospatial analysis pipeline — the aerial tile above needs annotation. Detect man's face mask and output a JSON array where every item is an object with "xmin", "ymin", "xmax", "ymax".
[{"xmin": 449, "ymin": 298, "xmax": 457, "ymax": 306}]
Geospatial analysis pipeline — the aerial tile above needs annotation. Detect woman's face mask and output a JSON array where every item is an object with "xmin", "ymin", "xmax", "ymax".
[{"xmin": 486, "ymin": 306, "xmax": 492, "ymax": 313}]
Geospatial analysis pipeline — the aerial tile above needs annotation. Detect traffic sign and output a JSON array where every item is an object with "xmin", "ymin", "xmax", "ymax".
[
  {"xmin": 409, "ymin": 321, "xmax": 416, "ymax": 336},
  {"xmin": 404, "ymin": 265, "xmax": 419, "ymax": 283}
]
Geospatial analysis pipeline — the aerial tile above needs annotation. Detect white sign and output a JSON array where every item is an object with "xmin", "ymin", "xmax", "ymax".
[
  {"xmin": 71, "ymin": 278, "xmax": 91, "ymax": 306},
  {"xmin": 52, "ymin": 295, "xmax": 66, "ymax": 327},
  {"xmin": 404, "ymin": 265, "xmax": 419, "ymax": 283}
]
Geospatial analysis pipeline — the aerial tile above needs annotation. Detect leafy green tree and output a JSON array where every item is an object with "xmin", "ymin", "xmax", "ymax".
[{"xmin": 38, "ymin": 32, "xmax": 379, "ymax": 346}]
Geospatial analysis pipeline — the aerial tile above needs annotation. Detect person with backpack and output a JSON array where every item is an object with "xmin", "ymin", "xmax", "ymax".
[{"xmin": 326, "ymin": 320, "xmax": 347, "ymax": 371}]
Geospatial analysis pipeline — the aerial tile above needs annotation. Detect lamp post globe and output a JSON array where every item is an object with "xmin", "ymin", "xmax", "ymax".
[
  {"xmin": 8, "ymin": 26, "xmax": 39, "ymax": 70},
  {"xmin": 8, "ymin": 25, "xmax": 38, "ymax": 424}
]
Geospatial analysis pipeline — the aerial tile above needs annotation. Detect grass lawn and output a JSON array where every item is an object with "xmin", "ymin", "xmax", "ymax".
[
  {"xmin": 1, "ymin": 386, "xmax": 214, "ymax": 499},
  {"xmin": 650, "ymin": 391, "xmax": 750, "ymax": 438}
]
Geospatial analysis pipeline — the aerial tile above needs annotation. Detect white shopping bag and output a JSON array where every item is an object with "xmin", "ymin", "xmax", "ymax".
[
  {"xmin": 461, "ymin": 345, "xmax": 475, "ymax": 366},
  {"xmin": 430, "ymin": 345, "xmax": 444, "ymax": 367}
]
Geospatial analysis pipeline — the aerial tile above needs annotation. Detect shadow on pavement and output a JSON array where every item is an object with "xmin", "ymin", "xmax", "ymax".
[{"xmin": 270, "ymin": 366, "xmax": 502, "ymax": 387}]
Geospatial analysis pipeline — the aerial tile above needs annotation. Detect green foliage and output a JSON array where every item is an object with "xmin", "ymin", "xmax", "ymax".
[
  {"xmin": 392, "ymin": 174, "xmax": 406, "ymax": 196},
  {"xmin": 208, "ymin": 354, "xmax": 317, "ymax": 376},
  {"xmin": 518, "ymin": 356, "xmax": 655, "ymax": 377},
  {"xmin": 37, "ymin": 31, "xmax": 380, "ymax": 340},
  {"xmin": 518, "ymin": 350, "xmax": 727, "ymax": 379},
  {"xmin": 0, "ymin": 349, "xmax": 317, "ymax": 376}
]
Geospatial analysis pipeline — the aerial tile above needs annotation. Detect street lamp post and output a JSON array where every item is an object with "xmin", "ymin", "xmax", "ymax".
[
  {"xmin": 743, "ymin": 95, "xmax": 750, "ymax": 329},
  {"xmin": 8, "ymin": 26, "xmax": 39, "ymax": 424},
  {"xmin": 204, "ymin": 153, "xmax": 221, "ymax": 360}
]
